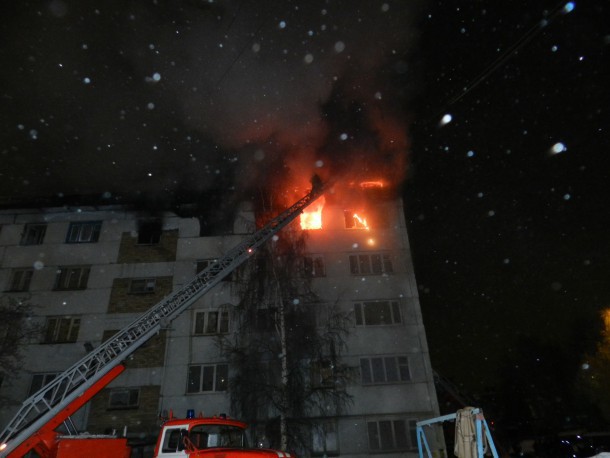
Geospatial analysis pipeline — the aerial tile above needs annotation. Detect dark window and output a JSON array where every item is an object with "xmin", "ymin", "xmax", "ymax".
[
  {"xmin": 312, "ymin": 421, "xmax": 339, "ymax": 455},
  {"xmin": 29, "ymin": 373, "xmax": 58, "ymax": 396},
  {"xmin": 360, "ymin": 356, "xmax": 410, "ymax": 385},
  {"xmin": 54, "ymin": 266, "xmax": 90, "ymax": 290},
  {"xmin": 187, "ymin": 364, "xmax": 228, "ymax": 393},
  {"xmin": 354, "ymin": 301, "xmax": 401, "ymax": 326},
  {"xmin": 8, "ymin": 269, "xmax": 33, "ymax": 292},
  {"xmin": 21, "ymin": 224, "xmax": 47, "ymax": 245},
  {"xmin": 304, "ymin": 256, "xmax": 326, "ymax": 277},
  {"xmin": 137, "ymin": 220, "xmax": 162, "ymax": 245},
  {"xmin": 193, "ymin": 311, "xmax": 230, "ymax": 335},
  {"xmin": 367, "ymin": 419, "xmax": 414, "ymax": 451},
  {"xmin": 349, "ymin": 254, "xmax": 393, "ymax": 275},
  {"xmin": 66, "ymin": 221, "xmax": 101, "ymax": 243},
  {"xmin": 43, "ymin": 316, "xmax": 80, "ymax": 343},
  {"xmin": 311, "ymin": 360, "xmax": 335, "ymax": 389},
  {"xmin": 108, "ymin": 388, "xmax": 140, "ymax": 409},
  {"xmin": 129, "ymin": 278, "xmax": 156, "ymax": 294}
]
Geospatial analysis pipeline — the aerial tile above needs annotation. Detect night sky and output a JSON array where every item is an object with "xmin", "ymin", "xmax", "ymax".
[{"xmin": 1, "ymin": 0, "xmax": 609, "ymax": 437}]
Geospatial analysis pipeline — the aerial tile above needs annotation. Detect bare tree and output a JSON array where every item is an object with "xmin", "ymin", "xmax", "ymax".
[
  {"xmin": 0, "ymin": 296, "xmax": 40, "ymax": 402},
  {"xmin": 218, "ymin": 227, "xmax": 353, "ymax": 455}
]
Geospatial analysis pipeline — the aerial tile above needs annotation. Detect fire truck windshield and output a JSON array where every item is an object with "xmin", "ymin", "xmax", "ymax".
[{"xmin": 188, "ymin": 425, "xmax": 248, "ymax": 449}]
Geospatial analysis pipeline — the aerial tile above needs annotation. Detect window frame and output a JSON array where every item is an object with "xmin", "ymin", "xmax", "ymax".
[
  {"xmin": 43, "ymin": 316, "xmax": 81, "ymax": 344},
  {"xmin": 312, "ymin": 420, "xmax": 339, "ymax": 456},
  {"xmin": 108, "ymin": 387, "xmax": 140, "ymax": 410},
  {"xmin": 354, "ymin": 300, "xmax": 402, "ymax": 326},
  {"xmin": 65, "ymin": 221, "xmax": 102, "ymax": 244},
  {"xmin": 137, "ymin": 220, "xmax": 162, "ymax": 245},
  {"xmin": 360, "ymin": 355, "xmax": 411, "ymax": 385},
  {"xmin": 54, "ymin": 266, "xmax": 91, "ymax": 291},
  {"xmin": 193, "ymin": 310, "xmax": 230, "ymax": 335},
  {"xmin": 129, "ymin": 278, "xmax": 157, "ymax": 294},
  {"xmin": 303, "ymin": 255, "xmax": 326, "ymax": 278},
  {"xmin": 349, "ymin": 253, "xmax": 393, "ymax": 275},
  {"xmin": 21, "ymin": 223, "xmax": 47, "ymax": 245},
  {"xmin": 367, "ymin": 418, "xmax": 417, "ymax": 452},
  {"xmin": 343, "ymin": 210, "xmax": 369, "ymax": 230},
  {"xmin": 187, "ymin": 363, "xmax": 229, "ymax": 393},
  {"xmin": 29, "ymin": 372, "xmax": 59, "ymax": 396},
  {"xmin": 8, "ymin": 268, "xmax": 34, "ymax": 292}
]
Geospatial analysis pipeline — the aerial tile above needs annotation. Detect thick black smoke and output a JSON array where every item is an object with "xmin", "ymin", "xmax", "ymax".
[{"xmin": 0, "ymin": 0, "xmax": 422, "ymax": 205}]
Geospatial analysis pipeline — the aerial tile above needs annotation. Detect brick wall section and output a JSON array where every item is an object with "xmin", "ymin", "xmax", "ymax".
[
  {"xmin": 87, "ymin": 385, "xmax": 161, "ymax": 436},
  {"xmin": 108, "ymin": 276, "xmax": 173, "ymax": 313},
  {"xmin": 102, "ymin": 330, "xmax": 166, "ymax": 368},
  {"xmin": 117, "ymin": 229, "xmax": 178, "ymax": 263}
]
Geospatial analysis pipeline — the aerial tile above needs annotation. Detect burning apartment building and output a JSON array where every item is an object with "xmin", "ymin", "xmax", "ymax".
[{"xmin": 0, "ymin": 177, "xmax": 443, "ymax": 457}]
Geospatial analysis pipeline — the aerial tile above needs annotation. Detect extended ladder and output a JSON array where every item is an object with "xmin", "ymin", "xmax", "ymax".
[{"xmin": 0, "ymin": 184, "xmax": 324, "ymax": 457}]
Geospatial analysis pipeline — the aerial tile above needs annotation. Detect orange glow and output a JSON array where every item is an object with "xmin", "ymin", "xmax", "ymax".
[
  {"xmin": 300, "ymin": 196, "xmax": 325, "ymax": 230},
  {"xmin": 353, "ymin": 213, "xmax": 370, "ymax": 230},
  {"xmin": 360, "ymin": 180, "xmax": 385, "ymax": 189}
]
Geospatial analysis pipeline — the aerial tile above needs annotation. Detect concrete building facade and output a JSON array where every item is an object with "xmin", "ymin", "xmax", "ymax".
[{"xmin": 0, "ymin": 189, "xmax": 443, "ymax": 457}]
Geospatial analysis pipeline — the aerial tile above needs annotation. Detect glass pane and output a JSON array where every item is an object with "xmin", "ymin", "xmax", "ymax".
[
  {"xmin": 371, "ymin": 254, "xmax": 382, "ymax": 274},
  {"xmin": 383, "ymin": 255, "xmax": 393, "ymax": 273},
  {"xmin": 354, "ymin": 303, "xmax": 363, "ymax": 325},
  {"xmin": 392, "ymin": 302, "xmax": 401, "ymax": 323},
  {"xmin": 385, "ymin": 357, "xmax": 399, "ymax": 382},
  {"xmin": 206, "ymin": 312, "xmax": 218, "ymax": 334},
  {"xmin": 68, "ymin": 319, "xmax": 80, "ymax": 342},
  {"xmin": 360, "ymin": 359, "xmax": 372, "ymax": 384},
  {"xmin": 394, "ymin": 420, "xmax": 408, "ymax": 448},
  {"xmin": 219, "ymin": 312, "xmax": 229, "ymax": 333},
  {"xmin": 379, "ymin": 421, "xmax": 393, "ymax": 449},
  {"xmin": 216, "ymin": 364, "xmax": 228, "ymax": 391},
  {"xmin": 201, "ymin": 366, "xmax": 214, "ymax": 391},
  {"xmin": 349, "ymin": 255, "xmax": 358, "ymax": 274},
  {"xmin": 45, "ymin": 318, "xmax": 57, "ymax": 342},
  {"xmin": 367, "ymin": 422, "xmax": 380, "ymax": 450},
  {"xmin": 364, "ymin": 301, "xmax": 390, "ymax": 325},
  {"xmin": 398, "ymin": 357, "xmax": 410, "ymax": 381},
  {"xmin": 359, "ymin": 255, "xmax": 371, "ymax": 274},
  {"xmin": 371, "ymin": 358, "xmax": 385, "ymax": 383},
  {"xmin": 187, "ymin": 366, "xmax": 201, "ymax": 393},
  {"xmin": 194, "ymin": 312, "xmax": 205, "ymax": 334}
]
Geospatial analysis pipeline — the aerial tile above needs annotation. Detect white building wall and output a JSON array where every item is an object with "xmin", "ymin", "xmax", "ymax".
[{"xmin": 0, "ymin": 197, "xmax": 440, "ymax": 457}]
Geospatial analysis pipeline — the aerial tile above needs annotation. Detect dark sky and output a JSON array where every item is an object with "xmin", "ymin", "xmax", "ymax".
[{"xmin": 1, "ymin": 0, "xmax": 609, "ymax": 428}]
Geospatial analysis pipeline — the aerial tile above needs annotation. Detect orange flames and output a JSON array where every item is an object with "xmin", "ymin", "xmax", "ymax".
[
  {"xmin": 300, "ymin": 196, "xmax": 326, "ymax": 230},
  {"xmin": 352, "ymin": 213, "xmax": 370, "ymax": 230}
]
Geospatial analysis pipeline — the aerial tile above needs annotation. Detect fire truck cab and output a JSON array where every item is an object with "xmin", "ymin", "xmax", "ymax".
[{"xmin": 154, "ymin": 415, "xmax": 291, "ymax": 458}]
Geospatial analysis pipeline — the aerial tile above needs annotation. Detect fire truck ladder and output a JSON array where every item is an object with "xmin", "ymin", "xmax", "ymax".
[{"xmin": 0, "ymin": 184, "xmax": 325, "ymax": 457}]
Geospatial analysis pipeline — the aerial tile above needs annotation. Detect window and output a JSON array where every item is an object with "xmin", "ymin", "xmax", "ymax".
[
  {"xmin": 304, "ymin": 255, "xmax": 326, "ymax": 278},
  {"xmin": 43, "ymin": 316, "xmax": 81, "ymax": 343},
  {"xmin": 66, "ymin": 221, "xmax": 101, "ymax": 243},
  {"xmin": 194, "ymin": 310, "xmax": 230, "ymax": 335},
  {"xmin": 312, "ymin": 421, "xmax": 339, "ymax": 455},
  {"xmin": 349, "ymin": 253, "xmax": 393, "ymax": 275},
  {"xmin": 197, "ymin": 259, "xmax": 232, "ymax": 281},
  {"xmin": 108, "ymin": 388, "xmax": 140, "ymax": 409},
  {"xmin": 344, "ymin": 210, "xmax": 369, "ymax": 229},
  {"xmin": 367, "ymin": 419, "xmax": 417, "ymax": 451},
  {"xmin": 311, "ymin": 360, "xmax": 336, "ymax": 389},
  {"xmin": 54, "ymin": 266, "xmax": 90, "ymax": 290},
  {"xmin": 29, "ymin": 373, "xmax": 59, "ymax": 396},
  {"xmin": 137, "ymin": 220, "xmax": 162, "ymax": 245},
  {"xmin": 21, "ymin": 223, "xmax": 47, "ymax": 245},
  {"xmin": 129, "ymin": 278, "xmax": 156, "ymax": 294},
  {"xmin": 187, "ymin": 364, "xmax": 228, "ymax": 393},
  {"xmin": 8, "ymin": 268, "xmax": 33, "ymax": 292},
  {"xmin": 354, "ymin": 301, "xmax": 401, "ymax": 326},
  {"xmin": 360, "ymin": 356, "xmax": 410, "ymax": 385}
]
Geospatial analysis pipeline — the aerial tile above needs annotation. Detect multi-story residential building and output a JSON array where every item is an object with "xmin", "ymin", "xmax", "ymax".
[{"xmin": 0, "ymin": 187, "xmax": 443, "ymax": 457}]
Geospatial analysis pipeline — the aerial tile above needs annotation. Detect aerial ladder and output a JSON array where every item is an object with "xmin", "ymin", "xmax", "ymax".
[{"xmin": 0, "ymin": 182, "xmax": 325, "ymax": 457}]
